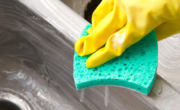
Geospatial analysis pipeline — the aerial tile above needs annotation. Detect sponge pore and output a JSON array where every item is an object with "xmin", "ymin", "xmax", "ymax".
[{"xmin": 73, "ymin": 24, "xmax": 158, "ymax": 95}]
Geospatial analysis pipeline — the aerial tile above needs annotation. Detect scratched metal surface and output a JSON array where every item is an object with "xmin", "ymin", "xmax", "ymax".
[
  {"xmin": 0, "ymin": 0, "xmax": 179, "ymax": 110},
  {"xmin": 0, "ymin": 0, "xmax": 88, "ymax": 109},
  {"xmin": 158, "ymin": 35, "xmax": 180, "ymax": 91}
]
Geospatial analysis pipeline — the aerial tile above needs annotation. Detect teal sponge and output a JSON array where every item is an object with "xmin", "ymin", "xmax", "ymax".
[{"xmin": 73, "ymin": 24, "xmax": 158, "ymax": 95}]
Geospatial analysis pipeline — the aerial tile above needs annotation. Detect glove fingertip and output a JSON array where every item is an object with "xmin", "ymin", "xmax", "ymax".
[
  {"xmin": 86, "ymin": 27, "xmax": 93, "ymax": 34},
  {"xmin": 75, "ymin": 37, "xmax": 86, "ymax": 56}
]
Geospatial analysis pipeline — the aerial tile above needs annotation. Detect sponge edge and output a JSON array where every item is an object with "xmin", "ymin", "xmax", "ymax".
[{"xmin": 73, "ymin": 24, "xmax": 158, "ymax": 95}]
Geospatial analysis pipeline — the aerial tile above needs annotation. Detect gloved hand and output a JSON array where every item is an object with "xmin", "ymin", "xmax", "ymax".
[{"xmin": 75, "ymin": 0, "xmax": 180, "ymax": 68}]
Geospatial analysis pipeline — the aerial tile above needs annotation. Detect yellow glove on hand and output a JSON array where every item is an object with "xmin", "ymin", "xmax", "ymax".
[{"xmin": 75, "ymin": 0, "xmax": 180, "ymax": 68}]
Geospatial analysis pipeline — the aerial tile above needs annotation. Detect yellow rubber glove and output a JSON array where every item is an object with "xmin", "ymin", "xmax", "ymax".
[{"xmin": 75, "ymin": 0, "xmax": 180, "ymax": 68}]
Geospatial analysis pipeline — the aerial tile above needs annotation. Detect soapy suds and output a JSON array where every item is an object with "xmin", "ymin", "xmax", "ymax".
[{"xmin": 112, "ymin": 31, "xmax": 126, "ymax": 51}]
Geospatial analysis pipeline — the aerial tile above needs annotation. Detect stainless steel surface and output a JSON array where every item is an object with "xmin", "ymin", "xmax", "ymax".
[
  {"xmin": 0, "ymin": 0, "xmax": 88, "ymax": 110},
  {"xmin": 60, "ymin": 0, "xmax": 91, "ymax": 17},
  {"xmin": 0, "ymin": 0, "xmax": 179, "ymax": 110},
  {"xmin": 0, "ymin": 88, "xmax": 32, "ymax": 110},
  {"xmin": 158, "ymin": 35, "xmax": 180, "ymax": 91}
]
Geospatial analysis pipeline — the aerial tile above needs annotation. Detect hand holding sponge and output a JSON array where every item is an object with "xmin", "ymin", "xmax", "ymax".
[
  {"xmin": 75, "ymin": 0, "xmax": 180, "ymax": 68},
  {"xmin": 73, "ymin": 24, "xmax": 157, "ymax": 95}
]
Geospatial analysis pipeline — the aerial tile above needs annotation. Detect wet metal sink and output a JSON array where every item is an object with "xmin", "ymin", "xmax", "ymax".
[
  {"xmin": 0, "ymin": 0, "xmax": 180, "ymax": 110},
  {"xmin": 0, "ymin": 0, "xmax": 88, "ymax": 110}
]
